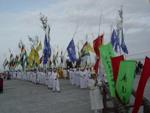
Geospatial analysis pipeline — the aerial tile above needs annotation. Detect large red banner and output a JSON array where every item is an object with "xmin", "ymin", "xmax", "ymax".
[
  {"xmin": 132, "ymin": 57, "xmax": 150, "ymax": 113},
  {"xmin": 111, "ymin": 55, "xmax": 124, "ymax": 82}
]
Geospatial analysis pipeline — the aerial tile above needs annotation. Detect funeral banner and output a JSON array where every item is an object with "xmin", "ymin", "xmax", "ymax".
[
  {"xmin": 111, "ymin": 55, "xmax": 124, "ymax": 82},
  {"xmin": 116, "ymin": 60, "xmax": 136, "ymax": 104},
  {"xmin": 100, "ymin": 43, "xmax": 115, "ymax": 97},
  {"xmin": 132, "ymin": 57, "xmax": 150, "ymax": 113}
]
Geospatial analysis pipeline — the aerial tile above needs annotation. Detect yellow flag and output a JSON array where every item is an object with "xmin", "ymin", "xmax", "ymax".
[
  {"xmin": 36, "ymin": 41, "xmax": 42, "ymax": 52},
  {"xmin": 86, "ymin": 43, "xmax": 94, "ymax": 52},
  {"xmin": 34, "ymin": 50, "xmax": 40, "ymax": 65},
  {"xmin": 28, "ymin": 48, "xmax": 35, "ymax": 68}
]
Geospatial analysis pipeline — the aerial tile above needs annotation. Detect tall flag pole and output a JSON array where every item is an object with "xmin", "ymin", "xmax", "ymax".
[
  {"xmin": 111, "ymin": 7, "xmax": 128, "ymax": 55},
  {"xmin": 18, "ymin": 40, "xmax": 28, "ymax": 71},
  {"xmin": 119, "ymin": 7, "xmax": 128, "ymax": 54},
  {"xmin": 40, "ymin": 13, "xmax": 51, "ymax": 69}
]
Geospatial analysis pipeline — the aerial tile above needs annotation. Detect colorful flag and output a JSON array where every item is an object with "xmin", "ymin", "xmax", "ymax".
[
  {"xmin": 67, "ymin": 39, "xmax": 76, "ymax": 62},
  {"xmin": 14, "ymin": 55, "xmax": 20, "ymax": 67},
  {"xmin": 111, "ymin": 29, "xmax": 121, "ymax": 53},
  {"xmin": 28, "ymin": 47, "xmax": 35, "ymax": 68},
  {"xmin": 93, "ymin": 34, "xmax": 103, "ymax": 74},
  {"xmin": 93, "ymin": 59, "xmax": 100, "ymax": 74},
  {"xmin": 80, "ymin": 41, "xmax": 94, "ymax": 57},
  {"xmin": 111, "ymin": 29, "xmax": 117, "ymax": 47},
  {"xmin": 120, "ymin": 30, "xmax": 128, "ymax": 54},
  {"xmin": 132, "ymin": 57, "xmax": 150, "ymax": 113},
  {"xmin": 36, "ymin": 41, "xmax": 42, "ymax": 52},
  {"xmin": 116, "ymin": 60, "xmax": 136, "ymax": 104},
  {"xmin": 100, "ymin": 43, "xmax": 115, "ymax": 97},
  {"xmin": 93, "ymin": 34, "xmax": 103, "ymax": 57},
  {"xmin": 60, "ymin": 51, "xmax": 63, "ymax": 63},
  {"xmin": 20, "ymin": 47, "xmax": 28, "ymax": 70},
  {"xmin": 43, "ymin": 35, "xmax": 51, "ymax": 64},
  {"xmin": 111, "ymin": 55, "xmax": 124, "ymax": 82},
  {"xmin": 34, "ymin": 49, "xmax": 40, "ymax": 66},
  {"xmin": 3, "ymin": 58, "xmax": 8, "ymax": 69}
]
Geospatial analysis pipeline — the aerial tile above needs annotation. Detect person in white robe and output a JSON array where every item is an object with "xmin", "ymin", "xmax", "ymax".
[
  {"xmin": 48, "ymin": 70, "xmax": 53, "ymax": 89},
  {"xmin": 63, "ymin": 69, "xmax": 68, "ymax": 79},
  {"xmin": 33, "ymin": 71, "xmax": 36, "ymax": 84},
  {"xmin": 76, "ymin": 69, "xmax": 80, "ymax": 87},
  {"xmin": 27, "ymin": 71, "xmax": 30, "ymax": 81},
  {"xmin": 80, "ymin": 69, "xmax": 89, "ymax": 89},
  {"xmin": 88, "ymin": 73, "xmax": 103, "ymax": 113},
  {"xmin": 52, "ymin": 69, "xmax": 60, "ymax": 92},
  {"xmin": 44, "ymin": 70, "xmax": 49, "ymax": 86},
  {"xmin": 69, "ymin": 69, "xmax": 74, "ymax": 85},
  {"xmin": 12, "ymin": 71, "xmax": 16, "ymax": 79},
  {"xmin": 36, "ymin": 70, "xmax": 41, "ymax": 84},
  {"xmin": 41, "ymin": 71, "xmax": 45, "ymax": 85},
  {"xmin": 79, "ymin": 69, "xmax": 84, "ymax": 88}
]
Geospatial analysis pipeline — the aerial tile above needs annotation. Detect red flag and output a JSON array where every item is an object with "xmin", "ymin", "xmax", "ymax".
[
  {"xmin": 111, "ymin": 55, "xmax": 124, "ymax": 82},
  {"xmin": 93, "ymin": 34, "xmax": 103, "ymax": 74},
  {"xmin": 94, "ymin": 59, "xmax": 100, "ymax": 74},
  {"xmin": 93, "ymin": 34, "xmax": 103, "ymax": 57},
  {"xmin": 132, "ymin": 57, "xmax": 150, "ymax": 113}
]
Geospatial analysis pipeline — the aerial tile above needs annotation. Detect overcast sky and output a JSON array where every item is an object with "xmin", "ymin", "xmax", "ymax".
[{"xmin": 0, "ymin": 0, "xmax": 150, "ymax": 70}]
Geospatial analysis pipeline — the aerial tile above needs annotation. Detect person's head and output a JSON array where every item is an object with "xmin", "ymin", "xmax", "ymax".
[
  {"xmin": 53, "ymin": 68, "xmax": 57, "ymax": 72},
  {"xmin": 90, "ymin": 70, "xmax": 97, "ymax": 80}
]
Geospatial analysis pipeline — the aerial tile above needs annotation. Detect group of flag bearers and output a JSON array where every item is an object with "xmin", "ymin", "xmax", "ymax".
[
  {"xmin": 69, "ymin": 68, "xmax": 90, "ymax": 88},
  {"xmin": 68, "ymin": 66, "xmax": 105, "ymax": 113},
  {"xmin": 10, "ymin": 68, "xmax": 60, "ymax": 93},
  {"xmin": 3, "ymin": 8, "xmax": 150, "ymax": 113},
  {"xmin": 6, "ymin": 65, "xmax": 105, "ymax": 113}
]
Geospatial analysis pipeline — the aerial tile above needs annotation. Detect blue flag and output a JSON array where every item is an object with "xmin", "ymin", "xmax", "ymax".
[
  {"xmin": 43, "ymin": 35, "xmax": 51, "ymax": 64},
  {"xmin": 111, "ymin": 29, "xmax": 117, "ymax": 47},
  {"xmin": 111, "ymin": 29, "xmax": 120, "ymax": 53},
  {"xmin": 67, "ymin": 39, "xmax": 76, "ymax": 62},
  {"xmin": 121, "ymin": 36, "xmax": 128, "ymax": 54},
  {"xmin": 114, "ymin": 34, "xmax": 120, "ymax": 53}
]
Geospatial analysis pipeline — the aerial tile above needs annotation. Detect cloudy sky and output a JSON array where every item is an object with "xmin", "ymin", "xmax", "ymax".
[{"xmin": 0, "ymin": 0, "xmax": 150, "ymax": 70}]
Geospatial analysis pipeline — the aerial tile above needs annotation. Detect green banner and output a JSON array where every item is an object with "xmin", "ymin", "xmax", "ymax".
[
  {"xmin": 100, "ymin": 43, "xmax": 115, "ymax": 97},
  {"xmin": 116, "ymin": 60, "xmax": 136, "ymax": 104}
]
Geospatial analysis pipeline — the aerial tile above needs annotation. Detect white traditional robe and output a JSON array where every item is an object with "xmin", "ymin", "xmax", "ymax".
[
  {"xmin": 80, "ymin": 70, "xmax": 89, "ymax": 88},
  {"xmin": 12, "ymin": 72, "xmax": 16, "ymax": 79},
  {"xmin": 21, "ymin": 71, "xmax": 26, "ymax": 80},
  {"xmin": 31, "ymin": 72, "xmax": 37, "ymax": 84},
  {"xmin": 69, "ymin": 70, "xmax": 74, "ymax": 85},
  {"xmin": 41, "ymin": 72, "xmax": 46, "ymax": 85},
  {"xmin": 27, "ymin": 72, "xmax": 30, "ymax": 81},
  {"xmin": 88, "ymin": 79, "xmax": 103, "ymax": 110},
  {"xmin": 63, "ymin": 69, "xmax": 67, "ymax": 79},
  {"xmin": 37, "ymin": 71, "xmax": 41, "ymax": 84},
  {"xmin": 17, "ymin": 72, "xmax": 20, "ymax": 79},
  {"xmin": 44, "ymin": 72, "xmax": 49, "ymax": 85},
  {"xmin": 52, "ymin": 72, "xmax": 60, "ymax": 92},
  {"xmin": 75, "ymin": 70, "xmax": 80, "ymax": 87},
  {"xmin": 48, "ymin": 72, "xmax": 53, "ymax": 89},
  {"xmin": 69, "ymin": 70, "xmax": 72, "ymax": 84}
]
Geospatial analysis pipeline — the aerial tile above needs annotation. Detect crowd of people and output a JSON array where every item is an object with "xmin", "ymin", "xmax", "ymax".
[
  {"xmin": 2, "ymin": 67, "xmax": 105, "ymax": 113},
  {"xmin": 6, "ymin": 69, "xmax": 61, "ymax": 93}
]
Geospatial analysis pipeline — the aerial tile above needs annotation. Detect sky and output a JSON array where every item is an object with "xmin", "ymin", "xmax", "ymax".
[{"xmin": 0, "ymin": 0, "xmax": 150, "ymax": 70}]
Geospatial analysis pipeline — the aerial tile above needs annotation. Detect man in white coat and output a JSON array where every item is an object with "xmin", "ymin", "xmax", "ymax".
[
  {"xmin": 80, "ymin": 68, "xmax": 89, "ymax": 89},
  {"xmin": 48, "ymin": 69, "xmax": 53, "ymax": 89},
  {"xmin": 52, "ymin": 69, "xmax": 60, "ymax": 92},
  {"xmin": 88, "ymin": 72, "xmax": 103, "ymax": 113},
  {"xmin": 69, "ymin": 69, "xmax": 74, "ymax": 85}
]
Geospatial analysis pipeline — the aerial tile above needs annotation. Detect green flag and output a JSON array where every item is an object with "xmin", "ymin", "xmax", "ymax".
[
  {"xmin": 100, "ymin": 43, "xmax": 115, "ymax": 97},
  {"xmin": 116, "ymin": 60, "xmax": 136, "ymax": 104}
]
